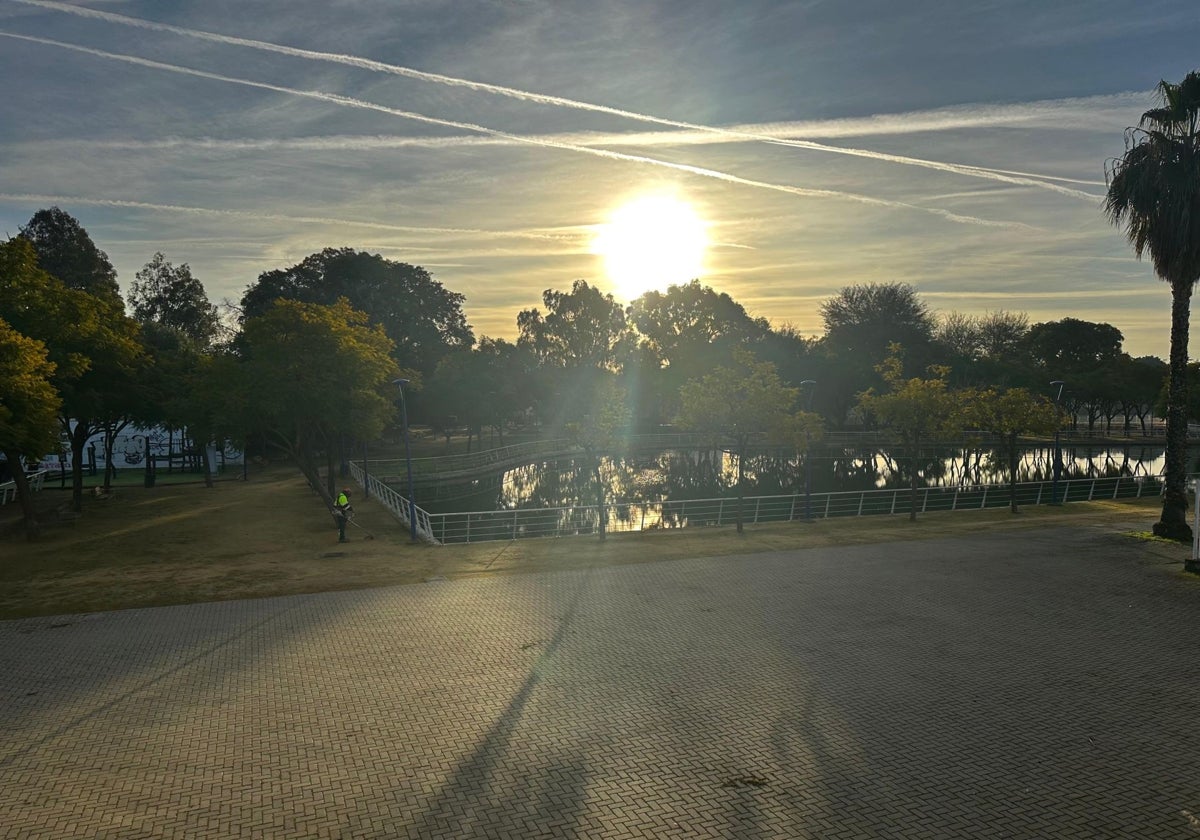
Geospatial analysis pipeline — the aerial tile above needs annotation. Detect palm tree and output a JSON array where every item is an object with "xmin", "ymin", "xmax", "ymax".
[{"xmin": 1105, "ymin": 71, "xmax": 1200, "ymax": 546}]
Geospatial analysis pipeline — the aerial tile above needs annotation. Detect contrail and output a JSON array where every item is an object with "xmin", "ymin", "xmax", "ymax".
[
  {"xmin": 0, "ymin": 191, "xmax": 579, "ymax": 241},
  {"xmin": 0, "ymin": 31, "xmax": 1035, "ymax": 230},
  {"xmin": 20, "ymin": 132, "xmax": 1107, "ymax": 189},
  {"xmin": 8, "ymin": 0, "xmax": 1099, "ymax": 199}
]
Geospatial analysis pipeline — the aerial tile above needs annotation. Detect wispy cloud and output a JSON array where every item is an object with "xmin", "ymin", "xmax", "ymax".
[
  {"xmin": 0, "ymin": 191, "xmax": 578, "ymax": 241},
  {"xmin": 0, "ymin": 30, "xmax": 1036, "ymax": 230},
  {"xmin": 8, "ymin": 0, "xmax": 1107, "ymax": 200},
  {"xmin": 20, "ymin": 127, "xmax": 1107, "ymax": 190}
]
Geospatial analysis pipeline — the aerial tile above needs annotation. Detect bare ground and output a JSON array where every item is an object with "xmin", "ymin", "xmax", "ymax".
[{"xmin": 0, "ymin": 462, "xmax": 1190, "ymax": 619}]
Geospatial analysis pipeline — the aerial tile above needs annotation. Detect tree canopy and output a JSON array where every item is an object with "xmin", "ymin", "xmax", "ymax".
[
  {"xmin": 236, "ymin": 298, "xmax": 400, "ymax": 502},
  {"xmin": 19, "ymin": 207, "xmax": 120, "ymax": 303},
  {"xmin": 130, "ymin": 252, "xmax": 221, "ymax": 349},
  {"xmin": 241, "ymin": 247, "xmax": 472, "ymax": 376}
]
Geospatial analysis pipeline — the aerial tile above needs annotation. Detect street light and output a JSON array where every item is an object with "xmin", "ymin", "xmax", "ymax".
[
  {"xmin": 393, "ymin": 378, "xmax": 418, "ymax": 542},
  {"xmin": 1050, "ymin": 380, "xmax": 1066, "ymax": 505},
  {"xmin": 801, "ymin": 380, "xmax": 817, "ymax": 521}
]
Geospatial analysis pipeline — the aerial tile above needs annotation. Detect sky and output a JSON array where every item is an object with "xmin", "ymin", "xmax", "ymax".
[{"xmin": 1, "ymin": 0, "xmax": 1199, "ymax": 361}]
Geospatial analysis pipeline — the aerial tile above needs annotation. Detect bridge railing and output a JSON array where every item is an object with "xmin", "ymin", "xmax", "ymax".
[
  {"xmin": 349, "ymin": 461, "xmax": 437, "ymax": 542},
  {"xmin": 419, "ymin": 475, "xmax": 1159, "ymax": 544}
]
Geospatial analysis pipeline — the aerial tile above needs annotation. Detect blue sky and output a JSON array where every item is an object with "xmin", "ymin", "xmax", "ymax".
[{"xmin": 1, "ymin": 0, "xmax": 1198, "ymax": 359}]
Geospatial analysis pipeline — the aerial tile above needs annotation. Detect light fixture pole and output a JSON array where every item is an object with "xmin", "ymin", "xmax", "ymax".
[
  {"xmin": 801, "ymin": 380, "xmax": 817, "ymax": 521},
  {"xmin": 1050, "ymin": 380, "xmax": 1066, "ymax": 505},
  {"xmin": 393, "ymin": 378, "xmax": 418, "ymax": 542}
]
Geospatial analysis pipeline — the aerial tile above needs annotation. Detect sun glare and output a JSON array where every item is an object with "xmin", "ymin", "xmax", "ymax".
[{"xmin": 591, "ymin": 195, "xmax": 708, "ymax": 301}]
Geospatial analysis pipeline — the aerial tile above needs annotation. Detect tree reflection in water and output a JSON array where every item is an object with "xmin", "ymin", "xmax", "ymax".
[{"xmin": 420, "ymin": 443, "xmax": 1172, "ymax": 514}]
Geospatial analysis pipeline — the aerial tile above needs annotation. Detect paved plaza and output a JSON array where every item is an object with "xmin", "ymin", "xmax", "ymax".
[{"xmin": 2, "ymin": 523, "xmax": 1199, "ymax": 838}]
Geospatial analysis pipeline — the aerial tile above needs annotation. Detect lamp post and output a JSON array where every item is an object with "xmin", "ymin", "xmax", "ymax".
[
  {"xmin": 801, "ymin": 380, "xmax": 817, "ymax": 521},
  {"xmin": 1050, "ymin": 380, "xmax": 1066, "ymax": 505},
  {"xmin": 393, "ymin": 378, "xmax": 418, "ymax": 542}
]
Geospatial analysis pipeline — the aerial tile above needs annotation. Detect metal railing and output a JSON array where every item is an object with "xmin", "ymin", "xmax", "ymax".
[
  {"xmin": 0, "ymin": 470, "xmax": 50, "ymax": 505},
  {"xmin": 349, "ymin": 461, "xmax": 437, "ymax": 541},
  {"xmin": 418, "ymin": 475, "xmax": 1160, "ymax": 544}
]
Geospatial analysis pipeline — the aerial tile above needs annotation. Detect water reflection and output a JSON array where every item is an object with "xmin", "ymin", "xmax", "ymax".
[{"xmin": 419, "ymin": 443, "xmax": 1172, "ymax": 514}]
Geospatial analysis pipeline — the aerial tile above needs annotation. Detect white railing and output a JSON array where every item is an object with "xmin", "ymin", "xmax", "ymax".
[
  {"xmin": 349, "ymin": 461, "xmax": 437, "ymax": 542},
  {"xmin": 417, "ymin": 475, "xmax": 1159, "ymax": 544},
  {"xmin": 0, "ymin": 469, "xmax": 50, "ymax": 506}
]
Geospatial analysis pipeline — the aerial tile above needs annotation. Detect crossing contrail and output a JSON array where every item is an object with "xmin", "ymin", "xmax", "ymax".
[
  {"xmin": 0, "ymin": 30, "xmax": 1036, "ymax": 230},
  {"xmin": 8, "ymin": 0, "xmax": 1099, "ymax": 200}
]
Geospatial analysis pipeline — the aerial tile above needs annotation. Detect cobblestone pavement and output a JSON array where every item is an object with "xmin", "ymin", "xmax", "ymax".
[{"xmin": 3, "ymin": 524, "xmax": 1199, "ymax": 839}]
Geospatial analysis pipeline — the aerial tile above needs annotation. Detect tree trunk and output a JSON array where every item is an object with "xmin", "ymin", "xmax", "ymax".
[
  {"xmin": 200, "ymin": 438, "xmax": 214, "ymax": 489},
  {"xmin": 67, "ymin": 419, "xmax": 89, "ymax": 513},
  {"xmin": 1156, "ymin": 281, "xmax": 1193, "ymax": 541},
  {"xmin": 4, "ymin": 448, "xmax": 41, "ymax": 539},
  {"xmin": 735, "ymin": 438, "xmax": 746, "ymax": 534},
  {"xmin": 103, "ymin": 428, "xmax": 115, "ymax": 492},
  {"xmin": 325, "ymin": 445, "xmax": 336, "ymax": 500},
  {"xmin": 909, "ymin": 433, "xmax": 919, "ymax": 522},
  {"xmin": 1008, "ymin": 433, "xmax": 1019, "ymax": 514},
  {"xmin": 592, "ymin": 453, "xmax": 606, "ymax": 541}
]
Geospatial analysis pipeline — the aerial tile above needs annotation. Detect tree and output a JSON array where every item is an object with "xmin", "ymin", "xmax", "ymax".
[
  {"xmin": 819, "ymin": 283, "xmax": 937, "ymax": 422},
  {"xmin": 241, "ymin": 248, "xmax": 473, "ymax": 376},
  {"xmin": 968, "ymin": 387, "xmax": 1063, "ymax": 513},
  {"xmin": 627, "ymin": 280, "xmax": 771, "ymax": 421},
  {"xmin": 1105, "ymin": 70, "xmax": 1200, "ymax": 544},
  {"xmin": 235, "ymin": 298, "xmax": 400, "ymax": 505},
  {"xmin": 518, "ymin": 279, "xmax": 627, "ymax": 371},
  {"xmin": 19, "ymin": 207, "xmax": 120, "ymax": 302},
  {"xmin": 518, "ymin": 279, "xmax": 629, "ymax": 428},
  {"xmin": 129, "ymin": 253, "xmax": 221, "ymax": 349},
  {"xmin": 820, "ymin": 282, "xmax": 936, "ymax": 363},
  {"xmin": 856, "ymin": 349, "xmax": 965, "ymax": 521},
  {"xmin": 1025, "ymin": 318, "xmax": 1124, "ymax": 373},
  {"xmin": 0, "ymin": 237, "xmax": 143, "ymax": 512},
  {"xmin": 677, "ymin": 350, "xmax": 801, "ymax": 533},
  {"xmin": 565, "ymin": 377, "xmax": 632, "ymax": 540},
  {"xmin": 0, "ymin": 318, "xmax": 61, "ymax": 538}
]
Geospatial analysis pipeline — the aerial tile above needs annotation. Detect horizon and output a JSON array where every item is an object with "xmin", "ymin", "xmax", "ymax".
[{"xmin": 2, "ymin": 0, "xmax": 1198, "ymax": 358}]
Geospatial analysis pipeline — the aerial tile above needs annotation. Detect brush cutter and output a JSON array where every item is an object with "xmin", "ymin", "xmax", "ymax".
[{"xmin": 345, "ymin": 511, "xmax": 376, "ymax": 540}]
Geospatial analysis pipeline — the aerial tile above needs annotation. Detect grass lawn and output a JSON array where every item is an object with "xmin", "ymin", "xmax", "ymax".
[{"xmin": 0, "ymin": 462, "xmax": 1190, "ymax": 620}]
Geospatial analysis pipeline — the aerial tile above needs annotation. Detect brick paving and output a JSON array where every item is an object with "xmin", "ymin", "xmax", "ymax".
[{"xmin": 2, "ymin": 523, "xmax": 1199, "ymax": 838}]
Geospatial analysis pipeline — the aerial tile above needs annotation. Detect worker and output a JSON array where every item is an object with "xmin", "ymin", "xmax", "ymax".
[{"xmin": 334, "ymin": 488, "xmax": 353, "ymax": 543}]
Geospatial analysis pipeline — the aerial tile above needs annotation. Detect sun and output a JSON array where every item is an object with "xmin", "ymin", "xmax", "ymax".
[{"xmin": 591, "ymin": 195, "xmax": 709, "ymax": 301}]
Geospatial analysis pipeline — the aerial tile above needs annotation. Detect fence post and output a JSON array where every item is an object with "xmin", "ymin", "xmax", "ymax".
[
  {"xmin": 980, "ymin": 486, "xmax": 987, "ymax": 508},
  {"xmin": 754, "ymin": 498, "xmax": 761, "ymax": 524},
  {"xmin": 718, "ymin": 499, "xmax": 724, "ymax": 525},
  {"xmin": 1113, "ymin": 478, "xmax": 1120, "ymax": 499},
  {"xmin": 922, "ymin": 489, "xmax": 929, "ymax": 513},
  {"xmin": 953, "ymin": 486, "xmax": 959, "ymax": 511},
  {"xmin": 857, "ymin": 492, "xmax": 865, "ymax": 517},
  {"xmin": 1036, "ymin": 483, "xmax": 1043, "ymax": 505},
  {"xmin": 466, "ymin": 513, "xmax": 472, "ymax": 544},
  {"xmin": 825, "ymin": 496, "xmax": 831, "ymax": 518},
  {"xmin": 512, "ymin": 510, "xmax": 518, "ymax": 540},
  {"xmin": 1089, "ymin": 479, "xmax": 1096, "ymax": 501}
]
